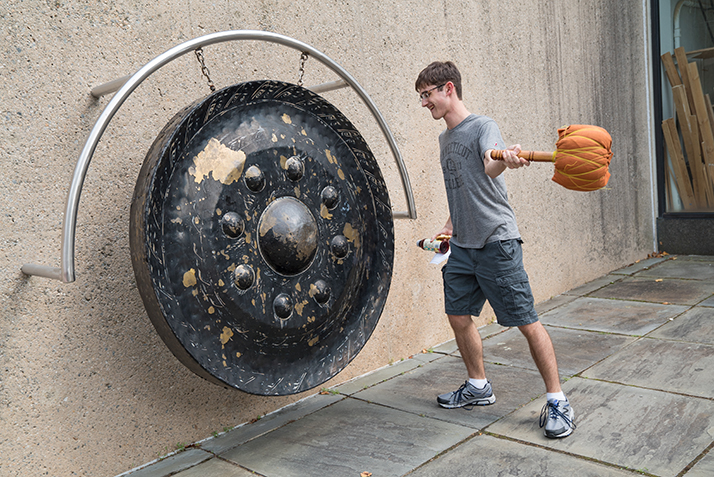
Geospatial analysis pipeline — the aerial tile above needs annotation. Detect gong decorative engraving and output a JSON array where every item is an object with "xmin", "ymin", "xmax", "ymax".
[{"xmin": 130, "ymin": 80, "xmax": 394, "ymax": 395}]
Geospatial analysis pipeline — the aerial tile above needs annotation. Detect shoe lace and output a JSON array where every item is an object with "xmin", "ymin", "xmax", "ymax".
[
  {"xmin": 539, "ymin": 400, "xmax": 576, "ymax": 430},
  {"xmin": 454, "ymin": 381, "xmax": 476, "ymax": 411}
]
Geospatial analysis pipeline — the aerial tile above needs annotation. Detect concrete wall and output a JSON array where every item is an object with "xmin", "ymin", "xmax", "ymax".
[{"xmin": 1, "ymin": 1, "xmax": 654, "ymax": 475}]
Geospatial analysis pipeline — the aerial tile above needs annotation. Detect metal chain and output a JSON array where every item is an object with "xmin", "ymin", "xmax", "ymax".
[
  {"xmin": 194, "ymin": 48, "xmax": 216, "ymax": 92},
  {"xmin": 297, "ymin": 52, "xmax": 309, "ymax": 86}
]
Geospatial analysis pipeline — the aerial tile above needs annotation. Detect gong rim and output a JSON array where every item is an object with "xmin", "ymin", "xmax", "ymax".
[{"xmin": 130, "ymin": 80, "xmax": 394, "ymax": 395}]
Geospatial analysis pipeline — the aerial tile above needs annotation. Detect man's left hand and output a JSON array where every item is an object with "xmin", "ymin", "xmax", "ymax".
[{"xmin": 501, "ymin": 144, "xmax": 530, "ymax": 169}]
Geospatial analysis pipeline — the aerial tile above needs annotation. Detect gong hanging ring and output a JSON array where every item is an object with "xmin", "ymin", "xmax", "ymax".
[{"xmin": 130, "ymin": 80, "xmax": 395, "ymax": 395}]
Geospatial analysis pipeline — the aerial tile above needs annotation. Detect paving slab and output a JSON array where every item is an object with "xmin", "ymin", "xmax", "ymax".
[
  {"xmin": 610, "ymin": 257, "xmax": 669, "ymax": 275},
  {"xmin": 487, "ymin": 377, "xmax": 714, "ymax": 477},
  {"xmin": 589, "ymin": 277, "xmax": 714, "ymax": 305},
  {"xmin": 219, "ymin": 397, "xmax": 475, "ymax": 477},
  {"xmin": 333, "ymin": 358, "xmax": 424, "ymax": 395},
  {"xmin": 354, "ymin": 355, "xmax": 545, "ymax": 430},
  {"xmin": 173, "ymin": 457, "xmax": 253, "ymax": 477},
  {"xmin": 669, "ymin": 255, "xmax": 714, "ymax": 262},
  {"xmin": 686, "ymin": 448, "xmax": 714, "ymax": 477},
  {"xmin": 431, "ymin": 338, "xmax": 458, "ymax": 354},
  {"xmin": 583, "ymin": 338, "xmax": 714, "ymax": 399},
  {"xmin": 534, "ymin": 293, "xmax": 578, "ymax": 314},
  {"xmin": 562, "ymin": 274, "xmax": 624, "ymax": 296},
  {"xmin": 410, "ymin": 350, "xmax": 445, "ymax": 364},
  {"xmin": 481, "ymin": 326, "xmax": 637, "ymax": 376},
  {"xmin": 635, "ymin": 259, "xmax": 714, "ymax": 280},
  {"xmin": 477, "ymin": 321, "xmax": 510, "ymax": 340},
  {"xmin": 539, "ymin": 296, "xmax": 689, "ymax": 335},
  {"xmin": 400, "ymin": 324, "xmax": 507, "ymax": 360},
  {"xmin": 648, "ymin": 307, "xmax": 714, "ymax": 345},
  {"xmin": 700, "ymin": 295, "xmax": 714, "ymax": 307},
  {"xmin": 409, "ymin": 433, "xmax": 636, "ymax": 477},
  {"xmin": 123, "ymin": 448, "xmax": 213, "ymax": 477},
  {"xmin": 200, "ymin": 392, "xmax": 343, "ymax": 455}
]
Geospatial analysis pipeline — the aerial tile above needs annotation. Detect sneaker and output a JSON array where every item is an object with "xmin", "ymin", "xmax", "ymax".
[
  {"xmin": 437, "ymin": 381, "xmax": 496, "ymax": 409},
  {"xmin": 539, "ymin": 399, "xmax": 576, "ymax": 438}
]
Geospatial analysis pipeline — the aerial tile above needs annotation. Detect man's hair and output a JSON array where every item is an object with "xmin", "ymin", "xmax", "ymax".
[{"xmin": 415, "ymin": 61, "xmax": 463, "ymax": 100}]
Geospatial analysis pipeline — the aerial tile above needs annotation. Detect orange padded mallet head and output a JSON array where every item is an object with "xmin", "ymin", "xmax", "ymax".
[{"xmin": 491, "ymin": 124, "xmax": 613, "ymax": 192}]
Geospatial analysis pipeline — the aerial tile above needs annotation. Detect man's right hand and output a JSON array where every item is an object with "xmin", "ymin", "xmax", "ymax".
[{"xmin": 432, "ymin": 217, "xmax": 453, "ymax": 240}]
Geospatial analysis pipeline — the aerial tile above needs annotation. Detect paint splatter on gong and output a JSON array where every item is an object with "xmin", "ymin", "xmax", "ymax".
[{"xmin": 130, "ymin": 80, "xmax": 394, "ymax": 395}]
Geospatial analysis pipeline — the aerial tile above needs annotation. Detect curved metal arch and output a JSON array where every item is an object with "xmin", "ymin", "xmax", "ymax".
[{"xmin": 21, "ymin": 30, "xmax": 416, "ymax": 283}]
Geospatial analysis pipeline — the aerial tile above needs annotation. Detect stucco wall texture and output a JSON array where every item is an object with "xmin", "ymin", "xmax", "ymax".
[{"xmin": 1, "ymin": 1, "xmax": 653, "ymax": 475}]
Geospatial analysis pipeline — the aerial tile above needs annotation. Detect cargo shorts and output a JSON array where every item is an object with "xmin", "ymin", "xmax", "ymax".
[{"xmin": 442, "ymin": 239, "xmax": 538, "ymax": 327}]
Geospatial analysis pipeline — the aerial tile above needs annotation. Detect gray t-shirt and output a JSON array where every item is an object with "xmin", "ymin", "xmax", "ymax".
[{"xmin": 439, "ymin": 114, "xmax": 520, "ymax": 248}]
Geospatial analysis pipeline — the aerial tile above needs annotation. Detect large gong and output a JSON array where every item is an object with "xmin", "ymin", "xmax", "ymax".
[{"xmin": 130, "ymin": 80, "xmax": 394, "ymax": 395}]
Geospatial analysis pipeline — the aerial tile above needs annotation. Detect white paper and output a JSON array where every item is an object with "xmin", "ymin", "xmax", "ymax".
[{"xmin": 429, "ymin": 249, "xmax": 450, "ymax": 264}]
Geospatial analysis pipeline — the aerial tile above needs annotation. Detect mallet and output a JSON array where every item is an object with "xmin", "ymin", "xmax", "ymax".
[{"xmin": 491, "ymin": 124, "xmax": 613, "ymax": 192}]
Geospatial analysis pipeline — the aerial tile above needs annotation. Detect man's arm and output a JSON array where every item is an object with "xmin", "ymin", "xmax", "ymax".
[{"xmin": 483, "ymin": 144, "xmax": 529, "ymax": 179}]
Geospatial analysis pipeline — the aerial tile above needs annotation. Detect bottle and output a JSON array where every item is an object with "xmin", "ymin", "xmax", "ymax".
[{"xmin": 416, "ymin": 238, "xmax": 450, "ymax": 254}]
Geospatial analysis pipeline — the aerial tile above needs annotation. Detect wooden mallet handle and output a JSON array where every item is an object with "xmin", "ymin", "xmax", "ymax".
[{"xmin": 491, "ymin": 150, "xmax": 555, "ymax": 162}]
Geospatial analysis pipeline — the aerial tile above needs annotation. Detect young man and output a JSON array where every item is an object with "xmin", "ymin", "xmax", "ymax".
[{"xmin": 415, "ymin": 61, "xmax": 575, "ymax": 438}]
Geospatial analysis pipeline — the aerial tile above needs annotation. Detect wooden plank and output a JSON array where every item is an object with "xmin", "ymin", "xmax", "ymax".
[
  {"xmin": 688, "ymin": 62, "xmax": 714, "ymax": 167},
  {"xmin": 689, "ymin": 116, "xmax": 714, "ymax": 207},
  {"xmin": 672, "ymin": 86, "xmax": 709, "ymax": 207},
  {"xmin": 691, "ymin": 113, "xmax": 702, "ymax": 161},
  {"xmin": 674, "ymin": 47, "xmax": 696, "ymax": 112},
  {"xmin": 662, "ymin": 119, "xmax": 697, "ymax": 209},
  {"xmin": 672, "ymin": 85, "xmax": 699, "ymax": 164},
  {"xmin": 662, "ymin": 118, "xmax": 696, "ymax": 210},
  {"xmin": 686, "ymin": 45, "xmax": 714, "ymax": 60},
  {"xmin": 661, "ymin": 52, "xmax": 682, "ymax": 87}
]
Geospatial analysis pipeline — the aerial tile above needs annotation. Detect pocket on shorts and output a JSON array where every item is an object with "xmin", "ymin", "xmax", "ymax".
[
  {"xmin": 496, "ymin": 239, "xmax": 520, "ymax": 261},
  {"xmin": 494, "ymin": 268, "xmax": 534, "ymax": 316}
]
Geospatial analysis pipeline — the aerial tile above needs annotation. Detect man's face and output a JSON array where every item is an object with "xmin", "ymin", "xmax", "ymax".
[{"xmin": 418, "ymin": 83, "xmax": 447, "ymax": 120}]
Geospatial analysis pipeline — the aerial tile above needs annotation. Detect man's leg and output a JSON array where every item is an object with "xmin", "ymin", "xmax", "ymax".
[
  {"xmin": 448, "ymin": 314, "xmax": 486, "ymax": 380},
  {"xmin": 438, "ymin": 244, "xmax": 494, "ymax": 408},
  {"xmin": 519, "ymin": 321, "xmax": 575, "ymax": 438},
  {"xmin": 437, "ymin": 314, "xmax": 495, "ymax": 408},
  {"xmin": 518, "ymin": 321, "xmax": 561, "ymax": 393}
]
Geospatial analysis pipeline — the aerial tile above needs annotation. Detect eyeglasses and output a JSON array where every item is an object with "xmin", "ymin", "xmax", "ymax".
[{"xmin": 419, "ymin": 83, "xmax": 446, "ymax": 102}]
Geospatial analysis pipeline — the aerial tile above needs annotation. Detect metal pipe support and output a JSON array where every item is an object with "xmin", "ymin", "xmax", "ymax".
[{"xmin": 21, "ymin": 30, "xmax": 416, "ymax": 283}]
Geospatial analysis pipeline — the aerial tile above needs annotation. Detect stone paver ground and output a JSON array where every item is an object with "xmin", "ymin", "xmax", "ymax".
[{"xmin": 120, "ymin": 255, "xmax": 714, "ymax": 477}]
